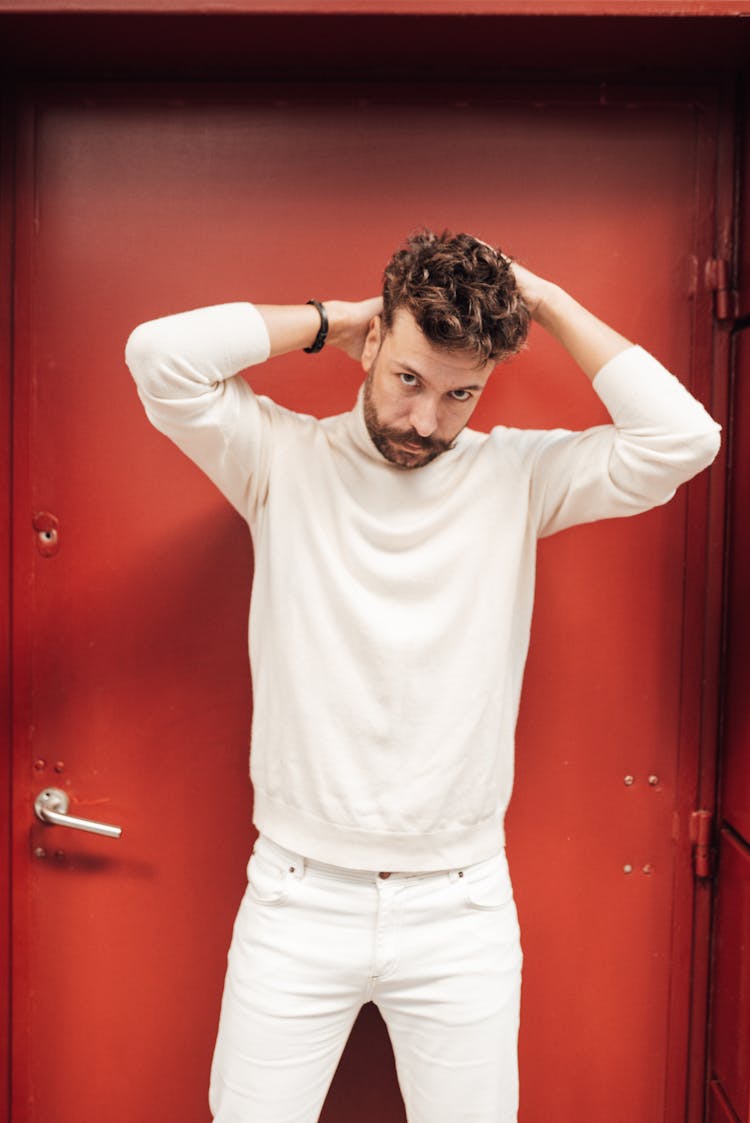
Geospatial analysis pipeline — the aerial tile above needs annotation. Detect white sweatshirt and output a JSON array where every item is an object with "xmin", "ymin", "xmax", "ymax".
[{"xmin": 126, "ymin": 302, "xmax": 721, "ymax": 871}]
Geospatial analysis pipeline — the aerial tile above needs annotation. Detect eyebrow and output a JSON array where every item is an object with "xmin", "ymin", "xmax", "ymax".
[{"xmin": 394, "ymin": 360, "xmax": 485, "ymax": 393}]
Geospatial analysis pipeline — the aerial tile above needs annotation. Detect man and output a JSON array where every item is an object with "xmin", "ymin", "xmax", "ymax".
[{"xmin": 126, "ymin": 230, "xmax": 720, "ymax": 1123}]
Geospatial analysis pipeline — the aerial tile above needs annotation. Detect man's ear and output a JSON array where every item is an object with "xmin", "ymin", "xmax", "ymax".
[{"xmin": 361, "ymin": 314, "xmax": 383, "ymax": 375}]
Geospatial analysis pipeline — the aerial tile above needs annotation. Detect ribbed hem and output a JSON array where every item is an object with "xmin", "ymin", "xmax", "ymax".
[{"xmin": 252, "ymin": 789, "xmax": 506, "ymax": 872}]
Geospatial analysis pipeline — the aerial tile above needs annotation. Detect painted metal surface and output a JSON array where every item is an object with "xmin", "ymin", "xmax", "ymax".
[
  {"xmin": 705, "ymin": 72, "xmax": 750, "ymax": 1123},
  {"xmin": 10, "ymin": 83, "xmax": 721, "ymax": 1122},
  {"xmin": 710, "ymin": 832, "xmax": 750, "ymax": 1121},
  {"xmin": 1, "ymin": 0, "xmax": 750, "ymax": 13},
  {"xmin": 3, "ymin": 12, "xmax": 750, "ymax": 81},
  {"xmin": 709, "ymin": 1080, "xmax": 742, "ymax": 1123},
  {"xmin": 720, "ymin": 225, "xmax": 750, "ymax": 844},
  {"xmin": 0, "ymin": 83, "xmax": 15, "ymax": 1123}
]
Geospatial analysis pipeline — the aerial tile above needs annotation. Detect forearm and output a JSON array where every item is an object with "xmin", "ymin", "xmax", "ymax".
[
  {"xmin": 255, "ymin": 304, "xmax": 323, "ymax": 357},
  {"xmin": 531, "ymin": 281, "xmax": 633, "ymax": 382},
  {"xmin": 530, "ymin": 269, "xmax": 722, "ymax": 473},
  {"xmin": 257, "ymin": 298, "xmax": 382, "ymax": 361},
  {"xmin": 527, "ymin": 345, "xmax": 721, "ymax": 539}
]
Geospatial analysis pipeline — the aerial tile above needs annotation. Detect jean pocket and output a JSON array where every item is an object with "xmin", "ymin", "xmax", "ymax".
[
  {"xmin": 245, "ymin": 846, "xmax": 292, "ymax": 906},
  {"xmin": 460, "ymin": 852, "xmax": 514, "ymax": 911}
]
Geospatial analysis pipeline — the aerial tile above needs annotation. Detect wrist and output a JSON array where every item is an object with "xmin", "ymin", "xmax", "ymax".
[
  {"xmin": 323, "ymin": 300, "xmax": 350, "ymax": 349},
  {"xmin": 529, "ymin": 281, "xmax": 568, "ymax": 329},
  {"xmin": 303, "ymin": 300, "xmax": 329, "ymax": 354}
]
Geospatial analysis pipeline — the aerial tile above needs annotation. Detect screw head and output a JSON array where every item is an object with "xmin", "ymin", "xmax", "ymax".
[
  {"xmin": 648, "ymin": 775, "xmax": 659, "ymax": 786},
  {"xmin": 624, "ymin": 775, "xmax": 635, "ymax": 786},
  {"xmin": 623, "ymin": 864, "xmax": 633, "ymax": 874},
  {"xmin": 643, "ymin": 863, "xmax": 654, "ymax": 875},
  {"xmin": 33, "ymin": 847, "xmax": 47, "ymax": 860}
]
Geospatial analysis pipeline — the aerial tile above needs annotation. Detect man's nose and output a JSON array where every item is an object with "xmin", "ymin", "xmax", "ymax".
[{"xmin": 409, "ymin": 397, "xmax": 439, "ymax": 438}]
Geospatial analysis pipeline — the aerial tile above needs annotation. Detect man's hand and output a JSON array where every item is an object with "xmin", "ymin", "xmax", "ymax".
[
  {"xmin": 326, "ymin": 297, "xmax": 383, "ymax": 362},
  {"xmin": 509, "ymin": 260, "xmax": 632, "ymax": 382},
  {"xmin": 508, "ymin": 261, "xmax": 550, "ymax": 320}
]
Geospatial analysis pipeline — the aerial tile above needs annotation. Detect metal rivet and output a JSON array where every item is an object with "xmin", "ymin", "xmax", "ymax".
[
  {"xmin": 642, "ymin": 864, "xmax": 654, "ymax": 875},
  {"xmin": 624, "ymin": 775, "xmax": 635, "ymax": 786},
  {"xmin": 34, "ymin": 847, "xmax": 47, "ymax": 859},
  {"xmin": 289, "ymin": 866, "xmax": 295, "ymax": 873},
  {"xmin": 648, "ymin": 775, "xmax": 659, "ymax": 786},
  {"xmin": 54, "ymin": 850, "xmax": 66, "ymax": 861},
  {"xmin": 458, "ymin": 871, "xmax": 464, "ymax": 878},
  {"xmin": 34, "ymin": 759, "xmax": 46, "ymax": 771},
  {"xmin": 623, "ymin": 864, "xmax": 633, "ymax": 874},
  {"xmin": 54, "ymin": 761, "xmax": 65, "ymax": 773},
  {"xmin": 32, "ymin": 511, "xmax": 61, "ymax": 558}
]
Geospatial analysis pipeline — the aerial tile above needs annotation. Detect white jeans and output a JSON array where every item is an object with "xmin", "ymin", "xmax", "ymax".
[{"xmin": 209, "ymin": 834, "xmax": 522, "ymax": 1123}]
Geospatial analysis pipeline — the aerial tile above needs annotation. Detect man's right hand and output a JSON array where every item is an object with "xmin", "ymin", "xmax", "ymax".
[{"xmin": 325, "ymin": 298, "xmax": 383, "ymax": 362}]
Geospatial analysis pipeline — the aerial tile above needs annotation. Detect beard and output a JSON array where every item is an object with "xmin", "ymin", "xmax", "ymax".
[{"xmin": 363, "ymin": 370, "xmax": 455, "ymax": 470}]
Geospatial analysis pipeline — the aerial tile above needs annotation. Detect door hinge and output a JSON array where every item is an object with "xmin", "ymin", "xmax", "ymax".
[
  {"xmin": 690, "ymin": 809, "xmax": 714, "ymax": 880},
  {"xmin": 705, "ymin": 258, "xmax": 736, "ymax": 323}
]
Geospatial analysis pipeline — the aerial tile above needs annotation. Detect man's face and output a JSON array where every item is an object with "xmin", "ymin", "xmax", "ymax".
[{"xmin": 361, "ymin": 308, "xmax": 495, "ymax": 470}]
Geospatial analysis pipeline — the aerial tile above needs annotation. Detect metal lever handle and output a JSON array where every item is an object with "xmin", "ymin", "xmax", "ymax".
[{"xmin": 34, "ymin": 787, "xmax": 123, "ymax": 839}]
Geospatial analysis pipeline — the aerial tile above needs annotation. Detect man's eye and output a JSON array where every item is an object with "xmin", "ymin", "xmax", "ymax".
[
  {"xmin": 450, "ymin": 389, "xmax": 472, "ymax": 402},
  {"xmin": 399, "ymin": 373, "xmax": 418, "ymax": 387}
]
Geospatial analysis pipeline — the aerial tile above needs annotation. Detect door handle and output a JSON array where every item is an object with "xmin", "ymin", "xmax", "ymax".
[{"xmin": 34, "ymin": 787, "xmax": 123, "ymax": 839}]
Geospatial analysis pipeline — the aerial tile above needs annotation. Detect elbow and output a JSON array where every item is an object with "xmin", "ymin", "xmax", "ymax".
[
  {"xmin": 613, "ymin": 422, "xmax": 722, "ymax": 505},
  {"xmin": 124, "ymin": 321, "xmax": 179, "ymax": 398},
  {"xmin": 661, "ymin": 425, "xmax": 722, "ymax": 492},
  {"xmin": 688, "ymin": 424, "xmax": 722, "ymax": 474},
  {"xmin": 124, "ymin": 321, "xmax": 159, "ymax": 382}
]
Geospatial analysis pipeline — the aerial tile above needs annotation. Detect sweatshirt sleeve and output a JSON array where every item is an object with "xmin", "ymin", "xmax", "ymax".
[
  {"xmin": 519, "ymin": 344, "xmax": 722, "ymax": 539},
  {"xmin": 125, "ymin": 302, "xmax": 277, "ymax": 520}
]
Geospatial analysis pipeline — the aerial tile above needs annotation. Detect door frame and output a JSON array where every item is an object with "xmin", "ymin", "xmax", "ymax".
[
  {"xmin": 1, "ymin": 86, "xmax": 16, "ymax": 1123},
  {"xmin": 679, "ymin": 80, "xmax": 736, "ymax": 1123}
]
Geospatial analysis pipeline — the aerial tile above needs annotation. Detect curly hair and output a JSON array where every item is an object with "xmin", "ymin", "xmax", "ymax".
[{"xmin": 382, "ymin": 229, "xmax": 529, "ymax": 365}]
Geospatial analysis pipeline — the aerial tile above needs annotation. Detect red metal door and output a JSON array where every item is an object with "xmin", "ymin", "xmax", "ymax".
[{"xmin": 11, "ymin": 83, "xmax": 723, "ymax": 1122}]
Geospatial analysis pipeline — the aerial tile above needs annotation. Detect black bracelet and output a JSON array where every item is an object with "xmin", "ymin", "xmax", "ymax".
[{"xmin": 303, "ymin": 300, "xmax": 329, "ymax": 353}]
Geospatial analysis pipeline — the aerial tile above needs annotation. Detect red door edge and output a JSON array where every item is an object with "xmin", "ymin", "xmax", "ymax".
[
  {"xmin": 0, "ymin": 88, "xmax": 16, "ymax": 1123},
  {"xmin": 681, "ymin": 81, "xmax": 738, "ymax": 1123},
  {"xmin": 701, "ymin": 77, "xmax": 750, "ymax": 1123}
]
